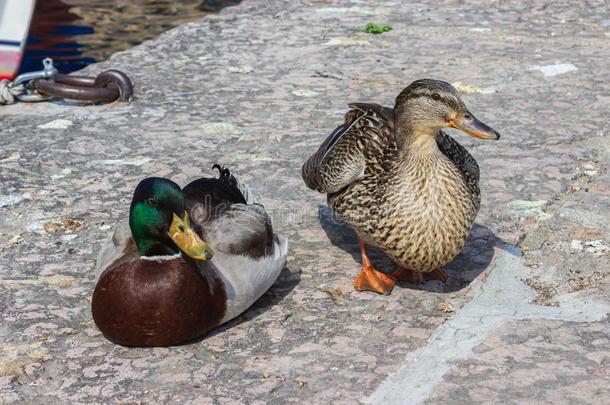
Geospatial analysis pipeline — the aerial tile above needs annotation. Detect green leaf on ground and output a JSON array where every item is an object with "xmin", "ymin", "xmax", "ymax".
[{"xmin": 357, "ymin": 23, "xmax": 392, "ymax": 34}]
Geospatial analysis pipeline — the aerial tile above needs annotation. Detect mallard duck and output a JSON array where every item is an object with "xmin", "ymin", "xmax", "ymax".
[
  {"xmin": 92, "ymin": 166, "xmax": 288, "ymax": 347},
  {"xmin": 302, "ymin": 79, "xmax": 500, "ymax": 294}
]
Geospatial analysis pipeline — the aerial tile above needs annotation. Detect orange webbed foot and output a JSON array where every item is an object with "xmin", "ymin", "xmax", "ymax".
[{"xmin": 354, "ymin": 266, "xmax": 396, "ymax": 294}]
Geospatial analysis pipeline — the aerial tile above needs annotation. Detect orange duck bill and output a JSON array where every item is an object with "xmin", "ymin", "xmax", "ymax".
[{"xmin": 448, "ymin": 111, "xmax": 500, "ymax": 140}]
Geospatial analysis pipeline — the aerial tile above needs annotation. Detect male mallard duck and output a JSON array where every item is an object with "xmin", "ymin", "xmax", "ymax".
[
  {"xmin": 302, "ymin": 79, "xmax": 500, "ymax": 294},
  {"xmin": 92, "ymin": 166, "xmax": 288, "ymax": 347}
]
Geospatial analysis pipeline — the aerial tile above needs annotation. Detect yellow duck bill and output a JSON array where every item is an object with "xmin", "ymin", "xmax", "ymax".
[
  {"xmin": 167, "ymin": 211, "xmax": 214, "ymax": 260},
  {"xmin": 448, "ymin": 111, "xmax": 501, "ymax": 140}
]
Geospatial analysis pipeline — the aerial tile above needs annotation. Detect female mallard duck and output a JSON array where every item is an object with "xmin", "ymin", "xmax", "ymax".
[
  {"xmin": 92, "ymin": 166, "xmax": 288, "ymax": 347},
  {"xmin": 302, "ymin": 79, "xmax": 500, "ymax": 294}
]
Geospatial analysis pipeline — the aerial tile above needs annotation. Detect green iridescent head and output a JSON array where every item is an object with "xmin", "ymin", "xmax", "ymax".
[{"xmin": 128, "ymin": 177, "xmax": 214, "ymax": 260}]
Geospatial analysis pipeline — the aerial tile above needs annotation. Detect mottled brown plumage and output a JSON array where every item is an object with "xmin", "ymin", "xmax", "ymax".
[{"xmin": 302, "ymin": 79, "xmax": 500, "ymax": 293}]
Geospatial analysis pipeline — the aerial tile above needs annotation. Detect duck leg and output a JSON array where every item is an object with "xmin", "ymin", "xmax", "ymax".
[
  {"xmin": 425, "ymin": 268, "xmax": 448, "ymax": 282},
  {"xmin": 393, "ymin": 267, "xmax": 448, "ymax": 283},
  {"xmin": 353, "ymin": 238, "xmax": 396, "ymax": 294},
  {"xmin": 393, "ymin": 267, "xmax": 424, "ymax": 284}
]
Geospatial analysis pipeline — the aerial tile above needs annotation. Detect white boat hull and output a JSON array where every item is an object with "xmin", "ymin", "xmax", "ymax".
[{"xmin": 0, "ymin": 0, "xmax": 36, "ymax": 80}]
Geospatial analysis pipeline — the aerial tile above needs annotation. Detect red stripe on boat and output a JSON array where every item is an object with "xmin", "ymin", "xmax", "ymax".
[{"xmin": 0, "ymin": 50, "xmax": 23, "ymax": 80}]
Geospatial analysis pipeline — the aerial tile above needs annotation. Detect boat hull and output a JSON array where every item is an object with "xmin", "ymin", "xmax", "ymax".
[{"xmin": 0, "ymin": 0, "xmax": 36, "ymax": 80}]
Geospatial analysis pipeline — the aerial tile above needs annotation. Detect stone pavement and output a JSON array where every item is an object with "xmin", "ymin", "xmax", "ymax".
[{"xmin": 1, "ymin": 0, "xmax": 608, "ymax": 403}]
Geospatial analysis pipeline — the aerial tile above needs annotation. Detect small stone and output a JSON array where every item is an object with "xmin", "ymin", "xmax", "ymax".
[
  {"xmin": 61, "ymin": 234, "xmax": 78, "ymax": 242},
  {"xmin": 227, "ymin": 65, "xmax": 254, "ymax": 73},
  {"xmin": 101, "ymin": 157, "xmax": 151, "ymax": 166},
  {"xmin": 1, "ymin": 275, "xmax": 76, "ymax": 289},
  {"xmin": 0, "ymin": 152, "xmax": 21, "ymax": 162},
  {"xmin": 321, "ymin": 287, "xmax": 344, "ymax": 302},
  {"xmin": 324, "ymin": 36, "xmax": 370, "ymax": 46},
  {"xmin": 9, "ymin": 235, "xmax": 23, "ymax": 245},
  {"xmin": 436, "ymin": 302, "xmax": 455, "ymax": 313},
  {"xmin": 508, "ymin": 200, "xmax": 547, "ymax": 209},
  {"xmin": 43, "ymin": 217, "xmax": 84, "ymax": 233},
  {"xmin": 295, "ymin": 379, "xmax": 306, "ymax": 389},
  {"xmin": 527, "ymin": 63, "xmax": 577, "ymax": 77},
  {"xmin": 508, "ymin": 200, "xmax": 552, "ymax": 220},
  {"xmin": 37, "ymin": 119, "xmax": 73, "ymax": 130},
  {"xmin": 50, "ymin": 168, "xmax": 73, "ymax": 180},
  {"xmin": 583, "ymin": 163, "xmax": 598, "ymax": 176},
  {"xmin": 292, "ymin": 89, "xmax": 319, "ymax": 98},
  {"xmin": 584, "ymin": 240, "xmax": 609, "ymax": 256},
  {"xmin": 452, "ymin": 81, "xmax": 496, "ymax": 95},
  {"xmin": 199, "ymin": 122, "xmax": 237, "ymax": 135},
  {"xmin": 570, "ymin": 240, "xmax": 584, "ymax": 250},
  {"xmin": 262, "ymin": 372, "xmax": 269, "ymax": 379}
]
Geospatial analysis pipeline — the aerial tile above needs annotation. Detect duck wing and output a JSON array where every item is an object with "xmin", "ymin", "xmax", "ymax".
[
  {"xmin": 95, "ymin": 219, "xmax": 139, "ymax": 281},
  {"xmin": 348, "ymin": 102, "xmax": 395, "ymax": 124},
  {"xmin": 302, "ymin": 103, "xmax": 394, "ymax": 194},
  {"xmin": 185, "ymin": 166, "xmax": 288, "ymax": 325},
  {"xmin": 183, "ymin": 166, "xmax": 274, "ymax": 259},
  {"xmin": 200, "ymin": 203, "xmax": 274, "ymax": 258}
]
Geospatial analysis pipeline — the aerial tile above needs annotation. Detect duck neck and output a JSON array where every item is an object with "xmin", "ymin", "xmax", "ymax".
[
  {"xmin": 133, "ymin": 233, "xmax": 179, "ymax": 257},
  {"xmin": 397, "ymin": 123, "xmax": 441, "ymax": 158}
]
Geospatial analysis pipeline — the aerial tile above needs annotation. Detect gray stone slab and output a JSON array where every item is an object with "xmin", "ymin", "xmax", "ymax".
[{"xmin": 426, "ymin": 319, "xmax": 610, "ymax": 405}]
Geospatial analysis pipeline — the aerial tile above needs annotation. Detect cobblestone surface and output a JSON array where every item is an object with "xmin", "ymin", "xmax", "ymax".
[{"xmin": 0, "ymin": 0, "xmax": 608, "ymax": 403}]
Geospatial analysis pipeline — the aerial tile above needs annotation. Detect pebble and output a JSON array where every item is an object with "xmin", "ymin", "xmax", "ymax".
[
  {"xmin": 324, "ymin": 36, "xmax": 370, "ymax": 46},
  {"xmin": 437, "ymin": 302, "xmax": 455, "ymax": 313},
  {"xmin": 292, "ymin": 89, "xmax": 319, "ymax": 98},
  {"xmin": 227, "ymin": 66, "xmax": 254, "ymax": 74},
  {"xmin": 452, "ymin": 81, "xmax": 497, "ymax": 95},
  {"xmin": 0, "ymin": 152, "xmax": 21, "ymax": 162},
  {"xmin": 527, "ymin": 63, "xmax": 578, "ymax": 77},
  {"xmin": 101, "ymin": 157, "xmax": 151, "ymax": 166},
  {"xmin": 199, "ymin": 122, "xmax": 237, "ymax": 135},
  {"xmin": 50, "ymin": 168, "xmax": 73, "ymax": 180},
  {"xmin": 9, "ymin": 235, "xmax": 23, "ymax": 245},
  {"xmin": 37, "ymin": 119, "xmax": 74, "ymax": 130},
  {"xmin": 583, "ymin": 163, "xmax": 597, "ymax": 177}
]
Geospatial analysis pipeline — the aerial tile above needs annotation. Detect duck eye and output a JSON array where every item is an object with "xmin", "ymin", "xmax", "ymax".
[
  {"xmin": 431, "ymin": 93, "xmax": 442, "ymax": 101},
  {"xmin": 146, "ymin": 198, "xmax": 158, "ymax": 207}
]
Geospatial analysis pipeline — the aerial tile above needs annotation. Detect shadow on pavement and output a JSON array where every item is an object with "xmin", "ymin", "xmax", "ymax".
[
  {"xmin": 318, "ymin": 204, "xmax": 512, "ymax": 293},
  {"xmin": 196, "ymin": 265, "xmax": 300, "ymax": 342}
]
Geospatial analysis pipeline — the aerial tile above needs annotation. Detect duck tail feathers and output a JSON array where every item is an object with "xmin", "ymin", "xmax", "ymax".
[
  {"xmin": 212, "ymin": 164, "xmax": 258, "ymax": 205},
  {"xmin": 274, "ymin": 234, "xmax": 289, "ymax": 262}
]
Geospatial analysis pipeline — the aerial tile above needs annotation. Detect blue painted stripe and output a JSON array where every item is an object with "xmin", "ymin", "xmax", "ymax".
[{"xmin": 0, "ymin": 39, "xmax": 21, "ymax": 47}]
